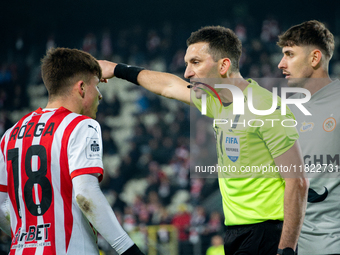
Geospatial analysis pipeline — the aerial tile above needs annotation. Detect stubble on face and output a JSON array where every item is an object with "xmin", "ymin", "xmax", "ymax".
[{"xmin": 184, "ymin": 42, "xmax": 219, "ymax": 99}]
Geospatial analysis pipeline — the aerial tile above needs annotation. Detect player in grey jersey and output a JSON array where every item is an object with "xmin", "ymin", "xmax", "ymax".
[{"xmin": 278, "ymin": 20, "xmax": 340, "ymax": 255}]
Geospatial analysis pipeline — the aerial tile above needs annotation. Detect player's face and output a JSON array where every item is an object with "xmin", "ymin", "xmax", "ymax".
[
  {"xmin": 184, "ymin": 42, "xmax": 218, "ymax": 98},
  {"xmin": 82, "ymin": 75, "xmax": 102, "ymax": 119},
  {"xmin": 278, "ymin": 45, "xmax": 314, "ymax": 87}
]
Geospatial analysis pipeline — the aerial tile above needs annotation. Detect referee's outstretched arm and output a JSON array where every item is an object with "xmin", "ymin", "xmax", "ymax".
[{"xmin": 98, "ymin": 60, "xmax": 191, "ymax": 105}]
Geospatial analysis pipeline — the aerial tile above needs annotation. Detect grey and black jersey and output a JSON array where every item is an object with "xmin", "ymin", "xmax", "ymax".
[{"xmin": 289, "ymin": 79, "xmax": 340, "ymax": 255}]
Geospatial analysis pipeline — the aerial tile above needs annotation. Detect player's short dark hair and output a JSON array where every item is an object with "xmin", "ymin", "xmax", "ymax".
[
  {"xmin": 41, "ymin": 47, "xmax": 102, "ymax": 98},
  {"xmin": 187, "ymin": 26, "xmax": 242, "ymax": 72},
  {"xmin": 277, "ymin": 20, "xmax": 334, "ymax": 59}
]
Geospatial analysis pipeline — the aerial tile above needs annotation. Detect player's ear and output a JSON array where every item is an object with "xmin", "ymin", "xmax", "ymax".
[
  {"xmin": 311, "ymin": 49, "xmax": 322, "ymax": 68},
  {"xmin": 219, "ymin": 58, "xmax": 231, "ymax": 76},
  {"xmin": 76, "ymin": 81, "xmax": 85, "ymax": 98}
]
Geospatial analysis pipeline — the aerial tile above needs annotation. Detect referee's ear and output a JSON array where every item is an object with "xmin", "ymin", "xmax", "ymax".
[{"xmin": 219, "ymin": 58, "xmax": 231, "ymax": 76}]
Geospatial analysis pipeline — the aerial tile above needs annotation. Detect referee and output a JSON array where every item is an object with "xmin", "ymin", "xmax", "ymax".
[{"xmin": 100, "ymin": 26, "xmax": 309, "ymax": 255}]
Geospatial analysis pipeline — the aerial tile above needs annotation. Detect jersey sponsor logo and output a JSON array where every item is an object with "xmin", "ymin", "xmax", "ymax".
[
  {"xmin": 300, "ymin": 122, "xmax": 314, "ymax": 132},
  {"xmin": 308, "ymin": 187, "xmax": 328, "ymax": 203},
  {"xmin": 88, "ymin": 124, "xmax": 98, "ymax": 133},
  {"xmin": 304, "ymin": 154, "xmax": 339, "ymax": 165},
  {"xmin": 86, "ymin": 138, "xmax": 101, "ymax": 159},
  {"xmin": 12, "ymin": 242, "xmax": 51, "ymax": 249},
  {"xmin": 12, "ymin": 224, "xmax": 51, "ymax": 248},
  {"xmin": 91, "ymin": 141, "xmax": 100, "ymax": 152},
  {"xmin": 323, "ymin": 117, "xmax": 336, "ymax": 132},
  {"xmin": 225, "ymin": 136, "xmax": 240, "ymax": 162}
]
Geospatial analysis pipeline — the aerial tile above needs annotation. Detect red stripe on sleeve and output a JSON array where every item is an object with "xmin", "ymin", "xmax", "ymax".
[
  {"xmin": 70, "ymin": 167, "xmax": 104, "ymax": 182},
  {"xmin": 0, "ymin": 185, "xmax": 7, "ymax": 193}
]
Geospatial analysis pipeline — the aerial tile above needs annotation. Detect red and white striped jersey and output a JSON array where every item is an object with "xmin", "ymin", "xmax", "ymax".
[{"xmin": 0, "ymin": 107, "xmax": 104, "ymax": 255}]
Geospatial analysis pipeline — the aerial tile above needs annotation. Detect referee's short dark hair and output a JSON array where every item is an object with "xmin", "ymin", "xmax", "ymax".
[
  {"xmin": 277, "ymin": 20, "xmax": 334, "ymax": 60},
  {"xmin": 187, "ymin": 26, "xmax": 242, "ymax": 73},
  {"xmin": 41, "ymin": 47, "xmax": 102, "ymax": 99}
]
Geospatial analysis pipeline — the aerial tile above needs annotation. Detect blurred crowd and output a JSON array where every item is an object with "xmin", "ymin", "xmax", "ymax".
[{"xmin": 0, "ymin": 16, "xmax": 339, "ymax": 255}]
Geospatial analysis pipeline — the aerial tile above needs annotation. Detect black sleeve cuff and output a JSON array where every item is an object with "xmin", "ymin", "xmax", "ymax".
[{"xmin": 121, "ymin": 244, "xmax": 144, "ymax": 255}]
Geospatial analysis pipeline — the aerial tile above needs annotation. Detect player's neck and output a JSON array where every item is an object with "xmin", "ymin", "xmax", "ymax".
[
  {"xmin": 45, "ymin": 97, "xmax": 82, "ymax": 115},
  {"xmin": 303, "ymin": 70, "xmax": 332, "ymax": 96},
  {"xmin": 303, "ymin": 78, "xmax": 332, "ymax": 96}
]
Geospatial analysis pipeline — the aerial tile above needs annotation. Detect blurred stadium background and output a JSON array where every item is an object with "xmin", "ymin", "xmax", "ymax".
[{"xmin": 0, "ymin": 0, "xmax": 339, "ymax": 254}]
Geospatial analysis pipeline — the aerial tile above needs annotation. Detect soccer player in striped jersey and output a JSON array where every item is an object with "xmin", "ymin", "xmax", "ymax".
[
  {"xmin": 278, "ymin": 20, "xmax": 340, "ymax": 255},
  {"xmin": 0, "ymin": 48, "xmax": 144, "ymax": 255},
  {"xmin": 99, "ymin": 26, "xmax": 309, "ymax": 255}
]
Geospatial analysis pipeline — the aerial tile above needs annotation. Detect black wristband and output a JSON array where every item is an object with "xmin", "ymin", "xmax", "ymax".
[
  {"xmin": 114, "ymin": 63, "xmax": 145, "ymax": 85},
  {"xmin": 121, "ymin": 244, "xmax": 144, "ymax": 255},
  {"xmin": 277, "ymin": 247, "xmax": 296, "ymax": 255}
]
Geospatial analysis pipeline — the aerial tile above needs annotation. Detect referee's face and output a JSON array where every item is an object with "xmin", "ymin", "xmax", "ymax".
[{"xmin": 184, "ymin": 42, "xmax": 219, "ymax": 98}]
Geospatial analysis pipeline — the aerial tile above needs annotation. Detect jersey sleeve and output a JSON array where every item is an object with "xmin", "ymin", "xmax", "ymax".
[
  {"xmin": 68, "ymin": 119, "xmax": 104, "ymax": 181},
  {"xmin": 0, "ymin": 135, "xmax": 7, "ymax": 192},
  {"xmin": 257, "ymin": 106, "xmax": 299, "ymax": 159}
]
